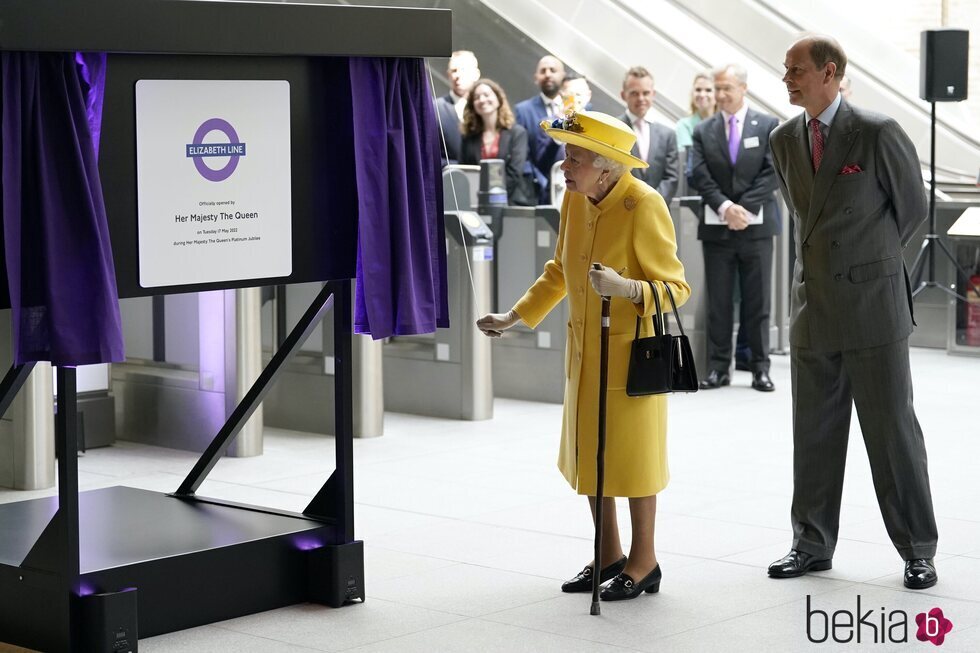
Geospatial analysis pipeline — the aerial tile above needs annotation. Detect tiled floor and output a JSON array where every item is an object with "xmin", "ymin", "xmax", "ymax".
[{"xmin": 1, "ymin": 347, "xmax": 977, "ymax": 651}]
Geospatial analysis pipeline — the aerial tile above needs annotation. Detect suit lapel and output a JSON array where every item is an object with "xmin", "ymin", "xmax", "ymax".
[{"xmin": 804, "ymin": 101, "xmax": 860, "ymax": 242}]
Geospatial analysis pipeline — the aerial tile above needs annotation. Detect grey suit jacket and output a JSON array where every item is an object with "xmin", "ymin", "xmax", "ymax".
[
  {"xmin": 769, "ymin": 99, "xmax": 927, "ymax": 352},
  {"xmin": 689, "ymin": 108, "xmax": 780, "ymax": 241},
  {"xmin": 619, "ymin": 114, "xmax": 679, "ymax": 204}
]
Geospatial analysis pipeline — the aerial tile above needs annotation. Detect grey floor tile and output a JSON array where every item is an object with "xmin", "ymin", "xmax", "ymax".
[
  {"xmin": 369, "ymin": 562, "xmax": 558, "ymax": 617},
  {"xmin": 142, "ymin": 624, "xmax": 323, "ymax": 652},
  {"xmin": 342, "ymin": 618, "xmax": 642, "ymax": 652},
  {"xmin": 216, "ymin": 599, "xmax": 465, "ymax": 652}
]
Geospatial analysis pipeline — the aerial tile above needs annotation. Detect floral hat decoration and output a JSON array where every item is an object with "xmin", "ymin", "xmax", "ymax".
[{"xmin": 541, "ymin": 110, "xmax": 648, "ymax": 169}]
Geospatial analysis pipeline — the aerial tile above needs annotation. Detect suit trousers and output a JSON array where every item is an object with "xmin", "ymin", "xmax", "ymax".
[
  {"xmin": 790, "ymin": 338, "xmax": 938, "ymax": 560},
  {"xmin": 702, "ymin": 237, "xmax": 772, "ymax": 373}
]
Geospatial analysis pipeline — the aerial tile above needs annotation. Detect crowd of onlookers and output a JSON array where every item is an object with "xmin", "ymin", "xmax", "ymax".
[{"xmin": 436, "ymin": 48, "xmax": 853, "ymax": 391}]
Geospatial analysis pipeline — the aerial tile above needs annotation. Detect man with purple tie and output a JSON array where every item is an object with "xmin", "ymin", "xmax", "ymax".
[{"xmin": 690, "ymin": 63, "xmax": 780, "ymax": 392}]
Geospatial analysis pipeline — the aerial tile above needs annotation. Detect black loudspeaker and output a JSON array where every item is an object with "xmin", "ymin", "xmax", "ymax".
[
  {"xmin": 308, "ymin": 540, "xmax": 365, "ymax": 608},
  {"xmin": 77, "ymin": 588, "xmax": 139, "ymax": 652},
  {"xmin": 919, "ymin": 29, "xmax": 969, "ymax": 102}
]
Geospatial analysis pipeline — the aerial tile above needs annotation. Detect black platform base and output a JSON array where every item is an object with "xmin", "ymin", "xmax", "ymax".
[{"xmin": 0, "ymin": 486, "xmax": 362, "ymax": 652}]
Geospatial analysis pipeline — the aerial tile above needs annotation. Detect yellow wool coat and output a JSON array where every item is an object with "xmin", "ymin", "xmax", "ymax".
[{"xmin": 513, "ymin": 173, "xmax": 690, "ymax": 497}]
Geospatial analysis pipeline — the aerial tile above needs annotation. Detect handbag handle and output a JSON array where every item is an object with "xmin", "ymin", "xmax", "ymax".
[
  {"xmin": 634, "ymin": 280, "xmax": 665, "ymax": 339},
  {"xmin": 661, "ymin": 282, "xmax": 686, "ymax": 338},
  {"xmin": 633, "ymin": 280, "xmax": 684, "ymax": 339}
]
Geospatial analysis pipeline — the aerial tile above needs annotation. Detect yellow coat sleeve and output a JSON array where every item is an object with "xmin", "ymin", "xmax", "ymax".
[
  {"xmin": 511, "ymin": 194, "xmax": 570, "ymax": 328},
  {"xmin": 632, "ymin": 192, "xmax": 691, "ymax": 318}
]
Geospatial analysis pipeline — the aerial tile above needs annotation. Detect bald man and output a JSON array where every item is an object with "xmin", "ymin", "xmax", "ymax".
[
  {"xmin": 514, "ymin": 55, "xmax": 567, "ymax": 204},
  {"xmin": 435, "ymin": 50, "xmax": 481, "ymax": 164}
]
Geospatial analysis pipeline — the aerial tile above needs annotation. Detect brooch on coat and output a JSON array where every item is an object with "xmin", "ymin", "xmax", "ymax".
[{"xmin": 624, "ymin": 196, "xmax": 637, "ymax": 210}]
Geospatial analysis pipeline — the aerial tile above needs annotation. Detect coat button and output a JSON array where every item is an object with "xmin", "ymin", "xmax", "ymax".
[
  {"xmin": 834, "ymin": 273, "xmax": 843, "ymax": 281},
  {"xmin": 580, "ymin": 254, "xmax": 587, "ymax": 261},
  {"xmin": 587, "ymin": 222, "xmax": 593, "ymax": 230},
  {"xmin": 844, "ymin": 207, "xmax": 853, "ymax": 215},
  {"xmin": 832, "ymin": 240, "xmax": 840, "ymax": 249}
]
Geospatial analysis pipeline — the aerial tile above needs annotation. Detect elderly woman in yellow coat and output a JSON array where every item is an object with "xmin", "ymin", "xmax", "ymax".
[{"xmin": 477, "ymin": 110, "xmax": 690, "ymax": 601}]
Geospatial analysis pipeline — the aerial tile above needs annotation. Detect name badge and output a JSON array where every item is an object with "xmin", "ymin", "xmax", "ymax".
[{"xmin": 743, "ymin": 136, "xmax": 760, "ymax": 149}]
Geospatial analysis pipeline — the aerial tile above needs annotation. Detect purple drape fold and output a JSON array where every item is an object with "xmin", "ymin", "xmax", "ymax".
[
  {"xmin": 349, "ymin": 57, "xmax": 448, "ymax": 338},
  {"xmin": 1, "ymin": 52, "xmax": 124, "ymax": 365}
]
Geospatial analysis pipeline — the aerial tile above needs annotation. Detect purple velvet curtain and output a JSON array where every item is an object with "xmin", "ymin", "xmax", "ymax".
[
  {"xmin": 1, "ymin": 52, "xmax": 124, "ymax": 365},
  {"xmin": 349, "ymin": 57, "xmax": 449, "ymax": 338}
]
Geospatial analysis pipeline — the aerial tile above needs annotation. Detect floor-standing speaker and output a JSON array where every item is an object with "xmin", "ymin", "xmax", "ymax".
[
  {"xmin": 919, "ymin": 28, "xmax": 969, "ymax": 102},
  {"xmin": 77, "ymin": 588, "xmax": 138, "ymax": 652}
]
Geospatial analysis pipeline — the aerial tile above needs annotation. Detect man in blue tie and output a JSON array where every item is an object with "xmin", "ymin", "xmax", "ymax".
[
  {"xmin": 514, "ymin": 55, "xmax": 567, "ymax": 204},
  {"xmin": 689, "ymin": 64, "xmax": 780, "ymax": 392}
]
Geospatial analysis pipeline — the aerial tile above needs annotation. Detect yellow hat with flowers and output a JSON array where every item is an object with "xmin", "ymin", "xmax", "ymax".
[{"xmin": 541, "ymin": 110, "xmax": 648, "ymax": 169}]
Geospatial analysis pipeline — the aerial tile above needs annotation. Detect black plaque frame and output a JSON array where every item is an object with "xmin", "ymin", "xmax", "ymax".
[{"xmin": 0, "ymin": 1, "xmax": 450, "ymax": 650}]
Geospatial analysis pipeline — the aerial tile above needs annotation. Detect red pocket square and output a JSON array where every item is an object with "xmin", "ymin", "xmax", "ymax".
[{"xmin": 839, "ymin": 164, "xmax": 863, "ymax": 175}]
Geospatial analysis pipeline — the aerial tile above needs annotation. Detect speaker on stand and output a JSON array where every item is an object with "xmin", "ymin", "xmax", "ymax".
[{"xmin": 910, "ymin": 28, "xmax": 978, "ymax": 301}]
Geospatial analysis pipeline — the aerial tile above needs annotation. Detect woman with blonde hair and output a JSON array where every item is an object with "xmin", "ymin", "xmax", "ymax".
[{"xmin": 675, "ymin": 71, "xmax": 715, "ymax": 150}]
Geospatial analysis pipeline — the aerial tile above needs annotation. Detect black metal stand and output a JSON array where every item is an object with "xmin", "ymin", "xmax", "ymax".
[
  {"xmin": 0, "ymin": 281, "xmax": 363, "ymax": 652},
  {"xmin": 910, "ymin": 102, "xmax": 980, "ymax": 301}
]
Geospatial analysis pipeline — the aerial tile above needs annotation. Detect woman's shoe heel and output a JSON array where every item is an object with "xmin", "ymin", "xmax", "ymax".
[{"xmin": 645, "ymin": 581, "xmax": 660, "ymax": 594}]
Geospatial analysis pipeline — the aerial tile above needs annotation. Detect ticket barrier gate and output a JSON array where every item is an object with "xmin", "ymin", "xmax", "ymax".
[
  {"xmin": 113, "ymin": 289, "xmax": 264, "ymax": 455},
  {"xmin": 382, "ymin": 203, "xmax": 494, "ymax": 420},
  {"xmin": 487, "ymin": 203, "xmax": 567, "ymax": 403},
  {"xmin": 260, "ymin": 283, "xmax": 384, "ymax": 438}
]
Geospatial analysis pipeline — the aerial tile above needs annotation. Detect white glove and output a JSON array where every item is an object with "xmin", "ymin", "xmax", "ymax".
[
  {"xmin": 476, "ymin": 309, "xmax": 521, "ymax": 338},
  {"xmin": 588, "ymin": 265, "xmax": 643, "ymax": 302}
]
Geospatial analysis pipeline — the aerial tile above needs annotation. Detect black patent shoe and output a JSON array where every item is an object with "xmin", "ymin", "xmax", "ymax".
[
  {"xmin": 768, "ymin": 549, "xmax": 832, "ymax": 578},
  {"xmin": 699, "ymin": 370, "xmax": 731, "ymax": 390},
  {"xmin": 904, "ymin": 558, "xmax": 937, "ymax": 590},
  {"xmin": 561, "ymin": 556, "xmax": 627, "ymax": 593},
  {"xmin": 599, "ymin": 565, "xmax": 662, "ymax": 601}
]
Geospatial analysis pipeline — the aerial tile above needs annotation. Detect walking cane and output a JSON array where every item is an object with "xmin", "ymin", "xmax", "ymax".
[{"xmin": 591, "ymin": 264, "xmax": 611, "ymax": 616}]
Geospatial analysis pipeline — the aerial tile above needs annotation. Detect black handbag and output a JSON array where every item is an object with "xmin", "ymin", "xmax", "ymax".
[{"xmin": 625, "ymin": 281, "xmax": 699, "ymax": 396}]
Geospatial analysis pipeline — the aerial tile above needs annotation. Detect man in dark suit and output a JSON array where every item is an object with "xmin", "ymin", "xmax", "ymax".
[
  {"xmin": 690, "ymin": 64, "xmax": 779, "ymax": 391},
  {"xmin": 434, "ymin": 50, "xmax": 480, "ymax": 165},
  {"xmin": 767, "ymin": 35, "xmax": 938, "ymax": 590},
  {"xmin": 618, "ymin": 66, "xmax": 679, "ymax": 204},
  {"xmin": 514, "ymin": 55, "xmax": 566, "ymax": 204}
]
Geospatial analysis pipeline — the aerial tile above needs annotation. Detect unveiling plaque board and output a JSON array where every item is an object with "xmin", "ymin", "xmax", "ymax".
[{"xmin": 135, "ymin": 79, "xmax": 293, "ymax": 287}]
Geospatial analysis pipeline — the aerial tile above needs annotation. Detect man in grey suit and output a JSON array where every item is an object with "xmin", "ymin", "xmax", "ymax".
[
  {"xmin": 690, "ymin": 64, "xmax": 780, "ymax": 392},
  {"xmin": 767, "ymin": 35, "xmax": 938, "ymax": 590},
  {"xmin": 618, "ymin": 66, "xmax": 679, "ymax": 204}
]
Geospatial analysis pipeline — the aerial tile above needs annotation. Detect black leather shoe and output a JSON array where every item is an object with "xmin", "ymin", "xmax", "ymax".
[
  {"xmin": 768, "ymin": 549, "xmax": 832, "ymax": 578},
  {"xmin": 561, "ymin": 556, "xmax": 626, "ymax": 593},
  {"xmin": 751, "ymin": 370, "xmax": 775, "ymax": 392},
  {"xmin": 699, "ymin": 370, "xmax": 731, "ymax": 390},
  {"xmin": 600, "ymin": 565, "xmax": 662, "ymax": 601},
  {"xmin": 735, "ymin": 358, "xmax": 751, "ymax": 372},
  {"xmin": 904, "ymin": 558, "xmax": 937, "ymax": 590}
]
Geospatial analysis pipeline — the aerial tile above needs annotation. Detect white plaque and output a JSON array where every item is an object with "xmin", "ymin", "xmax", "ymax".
[{"xmin": 135, "ymin": 80, "xmax": 292, "ymax": 287}]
